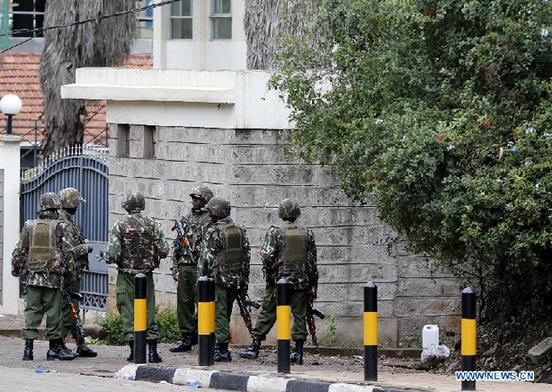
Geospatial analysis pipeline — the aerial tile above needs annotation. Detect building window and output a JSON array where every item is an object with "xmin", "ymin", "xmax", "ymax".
[
  {"xmin": 116, "ymin": 124, "xmax": 130, "ymax": 158},
  {"xmin": 11, "ymin": 0, "xmax": 45, "ymax": 37},
  {"xmin": 143, "ymin": 125, "xmax": 156, "ymax": 159},
  {"xmin": 170, "ymin": 0, "xmax": 192, "ymax": 39},
  {"xmin": 135, "ymin": 0, "xmax": 154, "ymax": 39},
  {"xmin": 211, "ymin": 0, "xmax": 231, "ymax": 40}
]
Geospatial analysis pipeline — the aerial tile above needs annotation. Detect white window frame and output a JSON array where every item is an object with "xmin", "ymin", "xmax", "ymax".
[
  {"xmin": 135, "ymin": 0, "xmax": 154, "ymax": 39},
  {"xmin": 210, "ymin": 0, "xmax": 232, "ymax": 40},
  {"xmin": 170, "ymin": 0, "xmax": 193, "ymax": 40}
]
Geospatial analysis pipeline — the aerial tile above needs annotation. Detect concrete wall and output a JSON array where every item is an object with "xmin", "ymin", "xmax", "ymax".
[
  {"xmin": 0, "ymin": 135, "xmax": 22, "ymax": 315},
  {"xmin": 106, "ymin": 125, "xmax": 461, "ymax": 347}
]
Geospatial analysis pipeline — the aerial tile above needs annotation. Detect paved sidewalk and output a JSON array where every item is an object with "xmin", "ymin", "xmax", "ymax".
[{"xmin": 0, "ymin": 335, "xmax": 550, "ymax": 391}]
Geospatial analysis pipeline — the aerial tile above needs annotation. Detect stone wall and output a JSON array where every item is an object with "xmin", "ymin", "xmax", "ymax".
[
  {"xmin": 107, "ymin": 125, "xmax": 461, "ymax": 347},
  {"xmin": 0, "ymin": 169, "xmax": 4, "ymax": 305}
]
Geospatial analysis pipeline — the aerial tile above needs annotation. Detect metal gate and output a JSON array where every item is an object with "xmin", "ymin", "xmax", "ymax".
[{"xmin": 20, "ymin": 145, "xmax": 109, "ymax": 311}]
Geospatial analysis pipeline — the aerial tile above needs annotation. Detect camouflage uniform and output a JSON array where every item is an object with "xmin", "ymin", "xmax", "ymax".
[
  {"xmin": 171, "ymin": 206, "xmax": 212, "ymax": 348},
  {"xmin": 11, "ymin": 192, "xmax": 76, "ymax": 361},
  {"xmin": 200, "ymin": 197, "xmax": 251, "ymax": 362},
  {"xmin": 240, "ymin": 199, "xmax": 318, "ymax": 364},
  {"xmin": 104, "ymin": 192, "xmax": 169, "ymax": 363},
  {"xmin": 58, "ymin": 187, "xmax": 97, "ymax": 357}
]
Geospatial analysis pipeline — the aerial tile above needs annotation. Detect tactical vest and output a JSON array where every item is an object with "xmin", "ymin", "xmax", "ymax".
[
  {"xmin": 215, "ymin": 221, "xmax": 244, "ymax": 279},
  {"xmin": 120, "ymin": 216, "xmax": 157, "ymax": 270},
  {"xmin": 278, "ymin": 224, "xmax": 308, "ymax": 281},
  {"xmin": 28, "ymin": 219, "xmax": 64, "ymax": 273}
]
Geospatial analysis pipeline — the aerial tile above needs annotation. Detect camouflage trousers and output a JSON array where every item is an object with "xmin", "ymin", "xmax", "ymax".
[
  {"xmin": 116, "ymin": 271, "xmax": 159, "ymax": 342},
  {"xmin": 215, "ymin": 285, "xmax": 238, "ymax": 344},
  {"xmin": 176, "ymin": 264, "xmax": 198, "ymax": 337},
  {"xmin": 252, "ymin": 284, "xmax": 308, "ymax": 342},
  {"xmin": 22, "ymin": 285, "xmax": 63, "ymax": 340}
]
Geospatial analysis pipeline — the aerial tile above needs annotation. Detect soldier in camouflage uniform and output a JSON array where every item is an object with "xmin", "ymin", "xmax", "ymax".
[
  {"xmin": 58, "ymin": 187, "xmax": 97, "ymax": 357},
  {"xmin": 170, "ymin": 185, "xmax": 214, "ymax": 353},
  {"xmin": 11, "ymin": 192, "xmax": 76, "ymax": 361},
  {"xmin": 200, "ymin": 197, "xmax": 251, "ymax": 362},
  {"xmin": 103, "ymin": 192, "xmax": 169, "ymax": 363},
  {"xmin": 239, "ymin": 199, "xmax": 318, "ymax": 365}
]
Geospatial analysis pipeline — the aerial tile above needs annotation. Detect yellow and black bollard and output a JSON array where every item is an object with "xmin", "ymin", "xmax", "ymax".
[
  {"xmin": 461, "ymin": 287, "xmax": 477, "ymax": 391},
  {"xmin": 134, "ymin": 273, "xmax": 147, "ymax": 364},
  {"xmin": 198, "ymin": 276, "xmax": 211, "ymax": 366},
  {"xmin": 363, "ymin": 282, "xmax": 378, "ymax": 381},
  {"xmin": 208, "ymin": 277, "xmax": 216, "ymax": 366},
  {"xmin": 277, "ymin": 277, "xmax": 291, "ymax": 374}
]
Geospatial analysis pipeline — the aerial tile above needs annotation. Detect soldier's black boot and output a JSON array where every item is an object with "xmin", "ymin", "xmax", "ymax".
[
  {"xmin": 214, "ymin": 342, "xmax": 232, "ymax": 362},
  {"xmin": 290, "ymin": 340, "xmax": 304, "ymax": 365},
  {"xmin": 238, "ymin": 337, "xmax": 261, "ymax": 359},
  {"xmin": 147, "ymin": 340, "xmax": 163, "ymax": 363},
  {"xmin": 170, "ymin": 333, "xmax": 192, "ymax": 352},
  {"xmin": 23, "ymin": 339, "xmax": 33, "ymax": 361},
  {"xmin": 47, "ymin": 339, "xmax": 76, "ymax": 360},
  {"xmin": 77, "ymin": 338, "xmax": 98, "ymax": 358},
  {"xmin": 127, "ymin": 340, "xmax": 134, "ymax": 362}
]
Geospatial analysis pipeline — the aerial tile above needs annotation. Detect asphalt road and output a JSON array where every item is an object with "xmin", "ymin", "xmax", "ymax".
[{"xmin": 0, "ymin": 365, "xmax": 227, "ymax": 392}]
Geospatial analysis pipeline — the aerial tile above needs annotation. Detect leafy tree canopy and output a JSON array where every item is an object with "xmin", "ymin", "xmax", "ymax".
[{"xmin": 272, "ymin": 0, "xmax": 552, "ymax": 318}]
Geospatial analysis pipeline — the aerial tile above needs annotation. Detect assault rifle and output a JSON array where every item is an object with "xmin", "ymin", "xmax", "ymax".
[
  {"xmin": 64, "ymin": 288, "xmax": 86, "ymax": 343},
  {"xmin": 307, "ymin": 302, "xmax": 325, "ymax": 348},
  {"xmin": 236, "ymin": 293, "xmax": 261, "ymax": 339},
  {"xmin": 171, "ymin": 219, "xmax": 195, "ymax": 263}
]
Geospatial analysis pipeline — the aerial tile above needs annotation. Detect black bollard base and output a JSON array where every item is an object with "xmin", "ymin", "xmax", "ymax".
[
  {"xmin": 199, "ymin": 335, "xmax": 210, "ymax": 366},
  {"xmin": 364, "ymin": 345, "xmax": 377, "ymax": 381},
  {"xmin": 461, "ymin": 356, "xmax": 476, "ymax": 390},
  {"xmin": 134, "ymin": 331, "xmax": 146, "ymax": 364},
  {"xmin": 277, "ymin": 340, "xmax": 290, "ymax": 374}
]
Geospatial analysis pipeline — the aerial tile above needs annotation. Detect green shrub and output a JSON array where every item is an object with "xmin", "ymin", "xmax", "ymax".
[
  {"xmin": 156, "ymin": 306, "xmax": 181, "ymax": 343},
  {"xmin": 99, "ymin": 312, "xmax": 125, "ymax": 345},
  {"xmin": 272, "ymin": 0, "xmax": 552, "ymax": 324},
  {"xmin": 99, "ymin": 306, "xmax": 180, "ymax": 345}
]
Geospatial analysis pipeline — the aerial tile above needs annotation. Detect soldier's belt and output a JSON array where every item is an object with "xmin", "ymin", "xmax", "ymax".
[
  {"xmin": 178, "ymin": 261, "xmax": 197, "ymax": 266},
  {"xmin": 117, "ymin": 267, "xmax": 151, "ymax": 274}
]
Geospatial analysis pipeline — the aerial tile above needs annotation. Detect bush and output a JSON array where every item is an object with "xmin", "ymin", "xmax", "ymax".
[
  {"xmin": 99, "ymin": 306, "xmax": 180, "ymax": 345},
  {"xmin": 99, "ymin": 312, "xmax": 125, "ymax": 345},
  {"xmin": 272, "ymin": 0, "xmax": 552, "ymax": 368},
  {"xmin": 156, "ymin": 306, "xmax": 181, "ymax": 343}
]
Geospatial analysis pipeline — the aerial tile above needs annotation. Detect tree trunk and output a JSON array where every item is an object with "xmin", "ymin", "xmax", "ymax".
[
  {"xmin": 39, "ymin": 0, "xmax": 136, "ymax": 158},
  {"xmin": 244, "ymin": 0, "xmax": 318, "ymax": 70}
]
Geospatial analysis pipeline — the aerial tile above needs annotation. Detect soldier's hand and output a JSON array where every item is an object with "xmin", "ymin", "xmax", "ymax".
[
  {"xmin": 309, "ymin": 290, "xmax": 317, "ymax": 302},
  {"xmin": 171, "ymin": 267, "xmax": 178, "ymax": 281}
]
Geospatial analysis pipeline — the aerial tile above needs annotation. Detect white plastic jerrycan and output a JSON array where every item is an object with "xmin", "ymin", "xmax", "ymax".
[{"xmin": 422, "ymin": 324, "xmax": 439, "ymax": 349}]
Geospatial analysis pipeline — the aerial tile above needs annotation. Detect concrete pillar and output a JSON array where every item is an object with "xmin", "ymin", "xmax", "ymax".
[{"xmin": 0, "ymin": 134, "xmax": 22, "ymax": 315}]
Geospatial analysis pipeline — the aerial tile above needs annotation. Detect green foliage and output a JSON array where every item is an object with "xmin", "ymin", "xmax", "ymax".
[
  {"xmin": 99, "ymin": 306, "xmax": 180, "ymax": 345},
  {"xmin": 156, "ymin": 306, "xmax": 181, "ymax": 343},
  {"xmin": 325, "ymin": 315, "xmax": 337, "ymax": 347},
  {"xmin": 99, "ymin": 312, "xmax": 125, "ymax": 345},
  {"xmin": 273, "ymin": 0, "xmax": 552, "ymax": 320}
]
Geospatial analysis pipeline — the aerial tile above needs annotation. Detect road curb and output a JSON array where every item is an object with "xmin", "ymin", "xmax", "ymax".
[{"xmin": 116, "ymin": 364, "xmax": 427, "ymax": 392}]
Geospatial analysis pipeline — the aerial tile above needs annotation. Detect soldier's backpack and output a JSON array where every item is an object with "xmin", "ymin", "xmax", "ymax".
[
  {"xmin": 28, "ymin": 219, "xmax": 64, "ymax": 273},
  {"xmin": 278, "ymin": 224, "xmax": 308, "ymax": 281},
  {"xmin": 216, "ymin": 221, "xmax": 245, "ymax": 287},
  {"xmin": 121, "ymin": 215, "xmax": 156, "ymax": 270}
]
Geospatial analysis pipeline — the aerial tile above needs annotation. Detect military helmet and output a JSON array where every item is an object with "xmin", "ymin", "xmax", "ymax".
[
  {"xmin": 190, "ymin": 185, "xmax": 214, "ymax": 202},
  {"xmin": 205, "ymin": 197, "xmax": 230, "ymax": 218},
  {"xmin": 278, "ymin": 198, "xmax": 301, "ymax": 220},
  {"xmin": 59, "ymin": 187, "xmax": 86, "ymax": 209},
  {"xmin": 122, "ymin": 192, "xmax": 145, "ymax": 212},
  {"xmin": 39, "ymin": 192, "xmax": 62, "ymax": 211}
]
